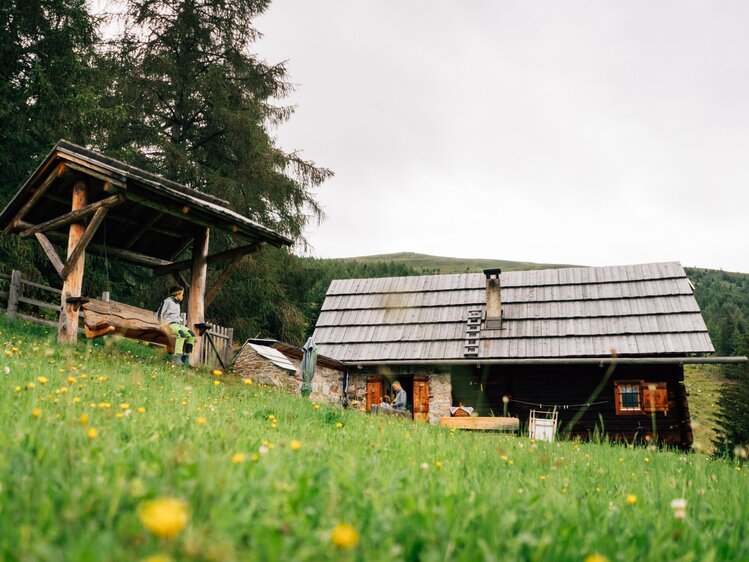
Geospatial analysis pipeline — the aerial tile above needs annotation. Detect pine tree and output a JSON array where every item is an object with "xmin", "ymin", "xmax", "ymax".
[{"xmin": 104, "ymin": 0, "xmax": 331, "ymax": 244}]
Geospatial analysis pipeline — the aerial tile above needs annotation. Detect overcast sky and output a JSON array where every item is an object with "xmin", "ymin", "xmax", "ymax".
[{"xmin": 254, "ymin": 1, "xmax": 748, "ymax": 273}]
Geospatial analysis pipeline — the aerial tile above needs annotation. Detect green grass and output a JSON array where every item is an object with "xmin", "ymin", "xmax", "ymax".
[{"xmin": 1, "ymin": 316, "xmax": 747, "ymax": 562}]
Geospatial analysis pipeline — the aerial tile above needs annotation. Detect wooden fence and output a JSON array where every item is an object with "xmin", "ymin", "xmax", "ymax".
[{"xmin": 1, "ymin": 269, "xmax": 233, "ymax": 368}]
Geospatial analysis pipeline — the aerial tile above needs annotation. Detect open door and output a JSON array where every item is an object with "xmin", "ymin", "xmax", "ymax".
[
  {"xmin": 366, "ymin": 375, "xmax": 383, "ymax": 411},
  {"xmin": 413, "ymin": 375, "xmax": 429, "ymax": 422}
]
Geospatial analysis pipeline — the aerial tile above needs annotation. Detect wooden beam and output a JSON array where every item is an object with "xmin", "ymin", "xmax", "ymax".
[
  {"xmin": 187, "ymin": 227, "xmax": 209, "ymax": 367},
  {"xmin": 63, "ymin": 161, "xmax": 125, "ymax": 189},
  {"xmin": 154, "ymin": 242, "xmax": 260, "ymax": 276},
  {"xmin": 205, "ymin": 254, "xmax": 245, "ymax": 307},
  {"xmin": 16, "ymin": 220, "xmax": 172, "ymax": 269},
  {"xmin": 60, "ymin": 206, "xmax": 108, "ymax": 280},
  {"xmin": 19, "ymin": 194, "xmax": 124, "ymax": 238},
  {"xmin": 439, "ymin": 417, "xmax": 520, "ymax": 431},
  {"xmin": 120, "ymin": 190, "xmax": 267, "ymax": 245},
  {"xmin": 4, "ymin": 163, "xmax": 66, "ymax": 234},
  {"xmin": 34, "ymin": 232, "xmax": 64, "ymax": 277},
  {"xmin": 58, "ymin": 180, "xmax": 87, "ymax": 344}
]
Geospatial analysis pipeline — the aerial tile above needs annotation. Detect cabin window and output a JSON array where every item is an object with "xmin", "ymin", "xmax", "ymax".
[
  {"xmin": 618, "ymin": 383, "xmax": 641, "ymax": 411},
  {"xmin": 614, "ymin": 381, "xmax": 669, "ymax": 415}
]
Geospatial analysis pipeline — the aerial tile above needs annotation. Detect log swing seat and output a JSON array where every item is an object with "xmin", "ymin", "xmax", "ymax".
[{"xmin": 68, "ymin": 297, "xmax": 176, "ymax": 353}]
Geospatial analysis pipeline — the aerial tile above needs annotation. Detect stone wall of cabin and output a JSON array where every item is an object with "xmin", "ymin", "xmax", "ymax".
[
  {"xmin": 428, "ymin": 372, "xmax": 452, "ymax": 424},
  {"xmin": 233, "ymin": 345, "xmax": 346, "ymax": 406}
]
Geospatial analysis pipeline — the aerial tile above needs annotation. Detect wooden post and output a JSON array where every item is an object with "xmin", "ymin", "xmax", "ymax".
[
  {"xmin": 7, "ymin": 269, "xmax": 22, "ymax": 320},
  {"xmin": 187, "ymin": 227, "xmax": 209, "ymax": 367},
  {"xmin": 58, "ymin": 181, "xmax": 87, "ymax": 343}
]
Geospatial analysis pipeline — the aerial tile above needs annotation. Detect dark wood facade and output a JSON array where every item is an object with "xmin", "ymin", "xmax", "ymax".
[{"xmin": 450, "ymin": 363, "xmax": 692, "ymax": 447}]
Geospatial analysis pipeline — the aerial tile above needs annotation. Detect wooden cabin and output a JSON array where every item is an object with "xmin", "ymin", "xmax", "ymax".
[{"xmin": 312, "ymin": 262, "xmax": 743, "ymax": 448}]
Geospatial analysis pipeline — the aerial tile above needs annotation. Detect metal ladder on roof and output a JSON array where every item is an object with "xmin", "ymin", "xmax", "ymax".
[{"xmin": 463, "ymin": 309, "xmax": 482, "ymax": 357}]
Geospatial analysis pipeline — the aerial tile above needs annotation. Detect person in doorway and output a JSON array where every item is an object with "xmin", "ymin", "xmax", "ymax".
[
  {"xmin": 392, "ymin": 380, "xmax": 407, "ymax": 411},
  {"xmin": 157, "ymin": 286, "xmax": 195, "ymax": 365}
]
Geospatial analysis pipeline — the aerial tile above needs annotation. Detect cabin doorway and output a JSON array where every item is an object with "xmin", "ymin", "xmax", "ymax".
[{"xmin": 365, "ymin": 375, "xmax": 429, "ymax": 422}]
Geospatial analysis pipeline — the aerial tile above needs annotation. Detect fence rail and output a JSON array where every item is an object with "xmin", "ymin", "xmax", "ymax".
[{"xmin": 1, "ymin": 269, "xmax": 233, "ymax": 367}]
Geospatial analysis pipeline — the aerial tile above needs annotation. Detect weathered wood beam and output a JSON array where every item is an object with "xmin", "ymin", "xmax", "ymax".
[
  {"xmin": 34, "ymin": 232, "xmax": 65, "ymax": 277},
  {"xmin": 187, "ymin": 228, "xmax": 209, "ymax": 367},
  {"xmin": 64, "ymin": 161, "xmax": 125, "ymax": 188},
  {"xmin": 4, "ymin": 163, "xmax": 67, "ymax": 234},
  {"xmin": 16, "ymin": 220, "xmax": 173, "ymax": 268},
  {"xmin": 154, "ymin": 242, "xmax": 259, "ymax": 276},
  {"xmin": 60, "ymin": 206, "xmax": 108, "ymax": 281},
  {"xmin": 58, "ymin": 180, "xmax": 87, "ymax": 344},
  {"xmin": 205, "ymin": 254, "xmax": 245, "ymax": 307},
  {"xmin": 119, "ymin": 190, "xmax": 264, "ymax": 244},
  {"xmin": 19, "ymin": 194, "xmax": 124, "ymax": 238}
]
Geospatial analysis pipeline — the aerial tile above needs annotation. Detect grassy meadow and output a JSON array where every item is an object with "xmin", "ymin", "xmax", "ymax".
[{"xmin": 1, "ymin": 316, "xmax": 747, "ymax": 562}]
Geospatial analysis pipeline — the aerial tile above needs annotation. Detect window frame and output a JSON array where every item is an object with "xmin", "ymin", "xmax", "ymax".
[{"xmin": 614, "ymin": 380, "xmax": 669, "ymax": 415}]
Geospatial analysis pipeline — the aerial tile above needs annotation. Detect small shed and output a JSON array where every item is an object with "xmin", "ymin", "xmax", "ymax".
[
  {"xmin": 312, "ymin": 262, "xmax": 747, "ymax": 447},
  {"xmin": 233, "ymin": 339, "xmax": 348, "ymax": 405},
  {"xmin": 0, "ymin": 140, "xmax": 292, "ymax": 364}
]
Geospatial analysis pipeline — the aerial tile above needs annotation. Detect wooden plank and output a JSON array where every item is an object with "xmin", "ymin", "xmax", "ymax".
[
  {"xmin": 18, "ymin": 296, "xmax": 61, "ymax": 312},
  {"xmin": 63, "ymin": 161, "xmax": 125, "ymax": 188},
  {"xmin": 4, "ymin": 162, "xmax": 66, "ymax": 234},
  {"xmin": 413, "ymin": 375, "xmax": 429, "ymax": 423},
  {"xmin": 34, "ymin": 232, "xmax": 64, "ymax": 277},
  {"xmin": 17, "ymin": 313, "xmax": 58, "ymax": 329},
  {"xmin": 187, "ymin": 227, "xmax": 209, "ymax": 367},
  {"xmin": 60, "ymin": 206, "xmax": 108, "ymax": 281},
  {"xmin": 19, "ymin": 194, "xmax": 124, "ymax": 238},
  {"xmin": 18, "ymin": 277, "xmax": 62, "ymax": 294},
  {"xmin": 58, "ymin": 181, "xmax": 87, "ymax": 344},
  {"xmin": 439, "ymin": 417, "xmax": 520, "ymax": 431},
  {"xmin": 7, "ymin": 270, "xmax": 21, "ymax": 320}
]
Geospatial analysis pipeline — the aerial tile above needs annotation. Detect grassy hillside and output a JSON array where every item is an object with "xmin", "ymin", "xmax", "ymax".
[
  {"xmin": 1, "ymin": 316, "xmax": 748, "ymax": 561},
  {"xmin": 346, "ymin": 252, "xmax": 574, "ymax": 274}
]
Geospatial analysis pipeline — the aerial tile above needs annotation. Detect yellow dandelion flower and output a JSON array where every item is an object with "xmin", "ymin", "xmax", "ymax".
[
  {"xmin": 313, "ymin": 403, "xmax": 320, "ymax": 410},
  {"xmin": 99, "ymin": 402, "xmax": 111, "ymax": 409},
  {"xmin": 67, "ymin": 376, "xmax": 76, "ymax": 384},
  {"xmin": 137, "ymin": 407, "xmax": 145, "ymax": 413},
  {"xmin": 500, "ymin": 455, "xmax": 508, "ymax": 461},
  {"xmin": 32, "ymin": 407, "xmax": 42, "ymax": 418},
  {"xmin": 435, "ymin": 460, "xmax": 443, "ymax": 468},
  {"xmin": 242, "ymin": 378, "xmax": 253, "ymax": 385},
  {"xmin": 15, "ymin": 386, "xmax": 21, "ymax": 392},
  {"xmin": 251, "ymin": 453, "xmax": 260, "ymax": 462},
  {"xmin": 138, "ymin": 497, "xmax": 188, "ymax": 539},
  {"xmin": 336, "ymin": 422, "xmax": 343, "ymax": 429},
  {"xmin": 87, "ymin": 427, "xmax": 99, "ymax": 440},
  {"xmin": 213, "ymin": 380, "xmax": 221, "ymax": 386},
  {"xmin": 212, "ymin": 369, "xmax": 223, "ymax": 376},
  {"xmin": 290, "ymin": 440, "xmax": 302, "ymax": 451},
  {"xmin": 197, "ymin": 417, "xmax": 207, "ymax": 425},
  {"xmin": 540, "ymin": 475, "xmax": 547, "ymax": 481},
  {"xmin": 25, "ymin": 382, "xmax": 36, "ymax": 389},
  {"xmin": 331, "ymin": 523, "xmax": 359, "ymax": 549},
  {"xmin": 626, "ymin": 494, "xmax": 637, "ymax": 505},
  {"xmin": 644, "ymin": 457, "xmax": 650, "ymax": 463},
  {"xmin": 584, "ymin": 555, "xmax": 609, "ymax": 562},
  {"xmin": 231, "ymin": 453, "xmax": 246, "ymax": 464},
  {"xmin": 37, "ymin": 376, "xmax": 48, "ymax": 385},
  {"xmin": 116, "ymin": 413, "xmax": 125, "ymax": 419},
  {"xmin": 141, "ymin": 555, "xmax": 173, "ymax": 562},
  {"xmin": 80, "ymin": 414, "xmax": 89, "ymax": 426},
  {"xmin": 120, "ymin": 403, "xmax": 130, "ymax": 410}
]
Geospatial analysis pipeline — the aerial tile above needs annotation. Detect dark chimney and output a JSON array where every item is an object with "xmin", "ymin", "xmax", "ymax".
[{"xmin": 483, "ymin": 268, "xmax": 502, "ymax": 329}]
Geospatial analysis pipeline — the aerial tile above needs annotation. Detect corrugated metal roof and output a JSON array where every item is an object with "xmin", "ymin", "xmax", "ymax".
[
  {"xmin": 247, "ymin": 343, "xmax": 297, "ymax": 372},
  {"xmin": 313, "ymin": 262, "xmax": 715, "ymax": 362}
]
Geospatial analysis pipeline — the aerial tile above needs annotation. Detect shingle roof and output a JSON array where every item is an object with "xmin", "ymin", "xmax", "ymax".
[{"xmin": 313, "ymin": 262, "xmax": 715, "ymax": 362}]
